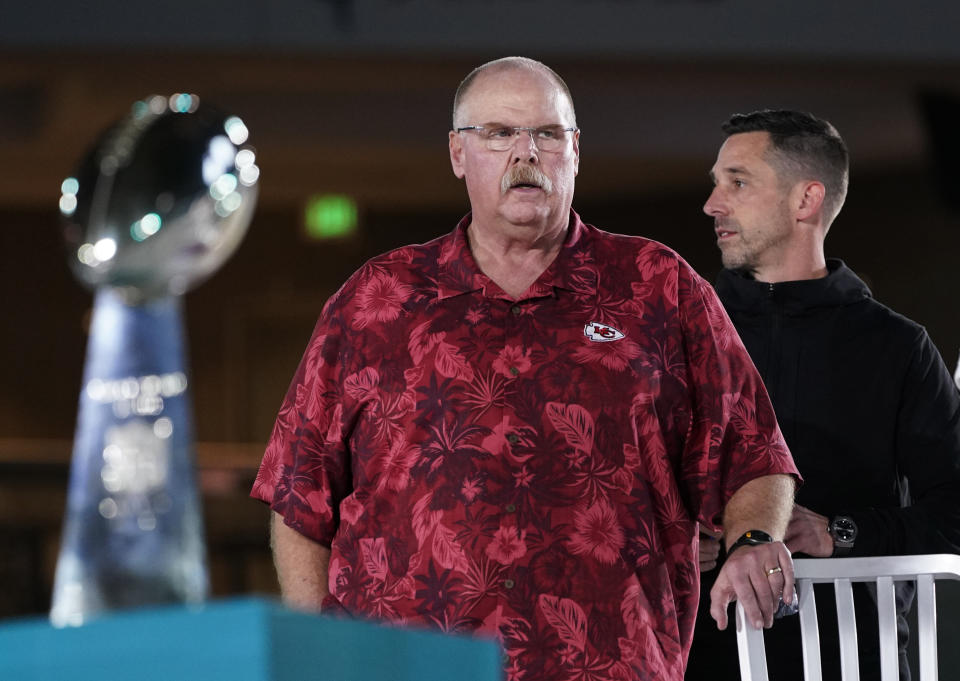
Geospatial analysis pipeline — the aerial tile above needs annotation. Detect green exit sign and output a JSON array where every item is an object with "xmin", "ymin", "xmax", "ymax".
[{"xmin": 304, "ymin": 195, "xmax": 358, "ymax": 239}]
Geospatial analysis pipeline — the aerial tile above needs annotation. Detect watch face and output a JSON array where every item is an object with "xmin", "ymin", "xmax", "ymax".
[{"xmin": 831, "ymin": 517, "xmax": 857, "ymax": 543}]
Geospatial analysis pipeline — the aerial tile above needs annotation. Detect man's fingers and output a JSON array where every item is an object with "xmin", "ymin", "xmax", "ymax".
[
  {"xmin": 724, "ymin": 555, "xmax": 767, "ymax": 630},
  {"xmin": 710, "ymin": 588, "xmax": 731, "ymax": 630},
  {"xmin": 709, "ymin": 575, "xmax": 736, "ymax": 630},
  {"xmin": 779, "ymin": 544, "xmax": 795, "ymax": 604},
  {"xmin": 712, "ymin": 542, "xmax": 795, "ymax": 631},
  {"xmin": 730, "ymin": 543, "xmax": 789, "ymax": 629},
  {"xmin": 739, "ymin": 568, "xmax": 771, "ymax": 629},
  {"xmin": 699, "ymin": 533, "xmax": 721, "ymax": 572},
  {"xmin": 756, "ymin": 569, "xmax": 784, "ymax": 627}
]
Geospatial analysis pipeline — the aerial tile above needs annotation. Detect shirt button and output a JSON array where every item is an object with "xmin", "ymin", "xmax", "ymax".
[
  {"xmin": 511, "ymin": 305, "xmax": 521, "ymax": 316},
  {"xmin": 509, "ymin": 367, "xmax": 519, "ymax": 376},
  {"xmin": 504, "ymin": 578, "xmax": 515, "ymax": 589},
  {"xmin": 505, "ymin": 503, "xmax": 516, "ymax": 513},
  {"xmin": 507, "ymin": 434, "xmax": 519, "ymax": 445}
]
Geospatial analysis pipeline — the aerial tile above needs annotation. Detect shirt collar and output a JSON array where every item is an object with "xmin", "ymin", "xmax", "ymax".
[
  {"xmin": 435, "ymin": 210, "xmax": 598, "ymax": 301},
  {"xmin": 435, "ymin": 213, "xmax": 486, "ymax": 300}
]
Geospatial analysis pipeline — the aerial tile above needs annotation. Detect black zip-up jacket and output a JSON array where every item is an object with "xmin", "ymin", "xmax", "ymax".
[{"xmin": 687, "ymin": 259, "xmax": 960, "ymax": 681}]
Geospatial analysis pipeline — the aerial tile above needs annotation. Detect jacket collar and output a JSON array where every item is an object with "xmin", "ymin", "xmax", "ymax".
[{"xmin": 715, "ymin": 259, "xmax": 872, "ymax": 315}]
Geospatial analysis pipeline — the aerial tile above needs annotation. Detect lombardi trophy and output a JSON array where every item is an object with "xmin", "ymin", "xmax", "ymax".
[{"xmin": 51, "ymin": 94, "xmax": 259, "ymax": 626}]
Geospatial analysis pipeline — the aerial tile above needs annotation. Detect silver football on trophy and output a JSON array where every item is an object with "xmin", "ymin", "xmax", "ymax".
[{"xmin": 59, "ymin": 94, "xmax": 259, "ymax": 301}]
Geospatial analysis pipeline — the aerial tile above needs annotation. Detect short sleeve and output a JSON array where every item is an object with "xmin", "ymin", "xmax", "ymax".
[
  {"xmin": 676, "ymin": 266, "xmax": 800, "ymax": 530},
  {"xmin": 250, "ymin": 291, "xmax": 353, "ymax": 546}
]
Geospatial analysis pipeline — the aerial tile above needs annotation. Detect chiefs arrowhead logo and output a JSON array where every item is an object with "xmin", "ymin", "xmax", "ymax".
[{"xmin": 584, "ymin": 322, "xmax": 625, "ymax": 342}]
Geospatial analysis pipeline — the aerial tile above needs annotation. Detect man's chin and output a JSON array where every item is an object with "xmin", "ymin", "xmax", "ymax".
[
  {"xmin": 499, "ymin": 201, "xmax": 549, "ymax": 225},
  {"xmin": 720, "ymin": 253, "xmax": 750, "ymax": 271}
]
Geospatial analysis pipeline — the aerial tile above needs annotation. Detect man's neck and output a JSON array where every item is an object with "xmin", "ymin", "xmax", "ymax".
[
  {"xmin": 752, "ymin": 261, "xmax": 829, "ymax": 284},
  {"xmin": 467, "ymin": 217, "xmax": 568, "ymax": 299},
  {"xmin": 751, "ymin": 241, "xmax": 828, "ymax": 284}
]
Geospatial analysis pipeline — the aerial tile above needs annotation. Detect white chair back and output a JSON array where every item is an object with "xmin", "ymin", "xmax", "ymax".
[{"xmin": 735, "ymin": 554, "xmax": 960, "ymax": 681}]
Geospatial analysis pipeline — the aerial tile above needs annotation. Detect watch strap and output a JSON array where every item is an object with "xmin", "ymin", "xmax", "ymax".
[
  {"xmin": 831, "ymin": 544, "xmax": 854, "ymax": 557},
  {"xmin": 726, "ymin": 529, "xmax": 775, "ymax": 557}
]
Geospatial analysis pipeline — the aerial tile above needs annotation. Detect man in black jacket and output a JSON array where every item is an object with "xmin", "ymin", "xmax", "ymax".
[{"xmin": 685, "ymin": 109, "xmax": 960, "ymax": 680}]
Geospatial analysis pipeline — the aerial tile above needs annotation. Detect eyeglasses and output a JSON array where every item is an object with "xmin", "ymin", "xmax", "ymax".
[{"xmin": 456, "ymin": 125, "xmax": 577, "ymax": 152}]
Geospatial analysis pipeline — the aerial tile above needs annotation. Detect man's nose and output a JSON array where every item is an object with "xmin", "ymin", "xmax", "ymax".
[
  {"xmin": 512, "ymin": 129, "xmax": 540, "ymax": 162},
  {"xmin": 703, "ymin": 187, "xmax": 725, "ymax": 216}
]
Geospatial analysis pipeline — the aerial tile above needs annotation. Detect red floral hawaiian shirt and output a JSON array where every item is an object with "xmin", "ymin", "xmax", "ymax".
[{"xmin": 252, "ymin": 211, "xmax": 798, "ymax": 681}]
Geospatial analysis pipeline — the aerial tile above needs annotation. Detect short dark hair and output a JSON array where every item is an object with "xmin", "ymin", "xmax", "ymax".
[
  {"xmin": 452, "ymin": 57, "xmax": 576, "ymax": 129},
  {"xmin": 723, "ymin": 109, "xmax": 849, "ymax": 222}
]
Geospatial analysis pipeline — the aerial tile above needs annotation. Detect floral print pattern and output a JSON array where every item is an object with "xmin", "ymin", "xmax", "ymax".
[{"xmin": 252, "ymin": 212, "xmax": 797, "ymax": 681}]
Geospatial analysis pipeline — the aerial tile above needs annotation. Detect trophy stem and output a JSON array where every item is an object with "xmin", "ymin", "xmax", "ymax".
[{"xmin": 50, "ymin": 288, "xmax": 209, "ymax": 627}]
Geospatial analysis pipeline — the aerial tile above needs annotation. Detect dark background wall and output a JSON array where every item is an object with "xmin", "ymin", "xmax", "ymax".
[
  {"xmin": 5, "ymin": 171, "xmax": 959, "ymax": 444},
  {"xmin": 2, "ymin": 0, "xmax": 960, "ymax": 673}
]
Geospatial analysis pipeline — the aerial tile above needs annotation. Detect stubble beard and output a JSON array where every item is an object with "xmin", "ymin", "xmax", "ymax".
[
  {"xmin": 718, "ymin": 219, "xmax": 791, "ymax": 274},
  {"xmin": 716, "ymin": 218, "xmax": 751, "ymax": 271},
  {"xmin": 720, "ymin": 238, "xmax": 752, "ymax": 271}
]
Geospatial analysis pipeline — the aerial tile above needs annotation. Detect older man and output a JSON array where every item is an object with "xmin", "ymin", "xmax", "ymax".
[
  {"xmin": 687, "ymin": 110, "xmax": 960, "ymax": 681},
  {"xmin": 252, "ymin": 58, "xmax": 798, "ymax": 681}
]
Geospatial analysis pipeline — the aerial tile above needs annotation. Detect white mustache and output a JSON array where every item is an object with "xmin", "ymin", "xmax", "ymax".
[{"xmin": 501, "ymin": 164, "xmax": 553, "ymax": 195}]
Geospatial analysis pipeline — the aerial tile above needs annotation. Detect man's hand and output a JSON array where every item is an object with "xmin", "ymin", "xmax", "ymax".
[
  {"xmin": 783, "ymin": 504, "xmax": 834, "ymax": 557},
  {"xmin": 709, "ymin": 541, "xmax": 794, "ymax": 631},
  {"xmin": 699, "ymin": 528, "xmax": 723, "ymax": 572}
]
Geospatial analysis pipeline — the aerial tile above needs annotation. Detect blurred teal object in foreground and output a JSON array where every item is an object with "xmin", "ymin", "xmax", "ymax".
[
  {"xmin": 0, "ymin": 598, "xmax": 504, "ymax": 681},
  {"xmin": 51, "ymin": 95, "xmax": 259, "ymax": 626}
]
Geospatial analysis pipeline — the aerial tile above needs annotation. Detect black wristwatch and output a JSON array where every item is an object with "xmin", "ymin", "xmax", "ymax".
[
  {"xmin": 828, "ymin": 515, "xmax": 858, "ymax": 557},
  {"xmin": 726, "ymin": 529, "xmax": 775, "ymax": 557}
]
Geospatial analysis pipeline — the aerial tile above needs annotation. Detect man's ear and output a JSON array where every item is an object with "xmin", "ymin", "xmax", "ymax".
[
  {"xmin": 572, "ymin": 129, "xmax": 580, "ymax": 176},
  {"xmin": 795, "ymin": 181, "xmax": 825, "ymax": 221},
  {"xmin": 449, "ymin": 130, "xmax": 466, "ymax": 179}
]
